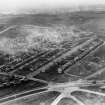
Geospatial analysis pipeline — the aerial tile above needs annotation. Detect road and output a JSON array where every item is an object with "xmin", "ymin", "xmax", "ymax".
[
  {"xmin": 2, "ymin": 78, "xmax": 105, "ymax": 105},
  {"xmin": 0, "ymin": 26, "xmax": 17, "ymax": 35},
  {"xmin": 0, "ymin": 86, "xmax": 49, "ymax": 104}
]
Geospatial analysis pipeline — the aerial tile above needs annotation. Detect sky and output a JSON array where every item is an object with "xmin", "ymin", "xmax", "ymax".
[{"xmin": 0, "ymin": 0, "xmax": 105, "ymax": 13}]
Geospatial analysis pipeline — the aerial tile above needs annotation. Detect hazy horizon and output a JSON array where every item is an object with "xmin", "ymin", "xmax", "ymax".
[{"xmin": 0, "ymin": 0, "xmax": 105, "ymax": 14}]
